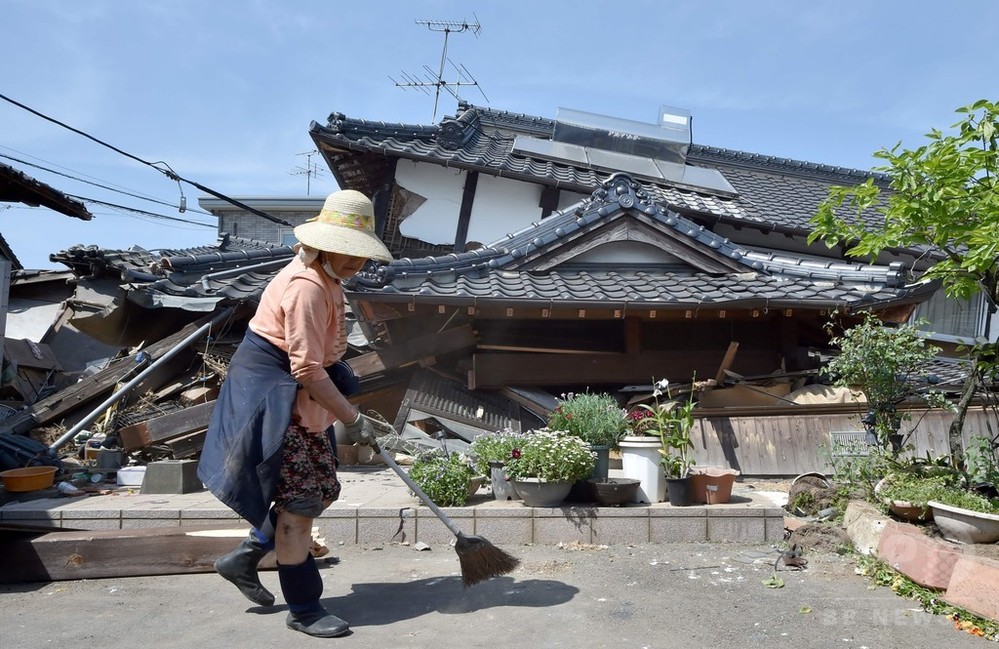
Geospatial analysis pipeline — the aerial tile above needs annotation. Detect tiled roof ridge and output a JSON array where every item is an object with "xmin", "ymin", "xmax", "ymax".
[
  {"xmin": 359, "ymin": 174, "xmax": 908, "ymax": 289},
  {"xmin": 454, "ymin": 101, "xmax": 888, "ymax": 184}
]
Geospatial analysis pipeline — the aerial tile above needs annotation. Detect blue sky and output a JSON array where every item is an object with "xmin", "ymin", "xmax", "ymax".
[{"xmin": 3, "ymin": 0, "xmax": 997, "ymax": 269}]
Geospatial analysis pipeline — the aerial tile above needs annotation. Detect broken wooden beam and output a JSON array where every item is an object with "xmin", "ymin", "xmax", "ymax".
[
  {"xmin": 118, "ymin": 400, "xmax": 215, "ymax": 451},
  {"xmin": 0, "ymin": 525, "xmax": 275, "ymax": 583}
]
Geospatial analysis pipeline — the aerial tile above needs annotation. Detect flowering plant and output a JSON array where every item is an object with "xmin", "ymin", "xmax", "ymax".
[
  {"xmin": 503, "ymin": 428, "xmax": 596, "ymax": 483},
  {"xmin": 547, "ymin": 391, "xmax": 629, "ymax": 447},
  {"xmin": 634, "ymin": 378, "xmax": 696, "ymax": 479},
  {"xmin": 407, "ymin": 450, "xmax": 475, "ymax": 507},
  {"xmin": 468, "ymin": 430, "xmax": 528, "ymax": 475}
]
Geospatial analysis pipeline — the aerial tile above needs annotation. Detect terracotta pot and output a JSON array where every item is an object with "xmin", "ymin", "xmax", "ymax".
[
  {"xmin": 888, "ymin": 499, "xmax": 933, "ymax": 523},
  {"xmin": 689, "ymin": 466, "xmax": 740, "ymax": 504}
]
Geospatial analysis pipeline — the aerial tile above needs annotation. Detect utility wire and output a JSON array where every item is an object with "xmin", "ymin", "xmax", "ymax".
[
  {"xmin": 0, "ymin": 92, "xmax": 292, "ymax": 227},
  {"xmin": 0, "ymin": 151, "xmax": 215, "ymax": 216},
  {"xmin": 67, "ymin": 195, "xmax": 217, "ymax": 227}
]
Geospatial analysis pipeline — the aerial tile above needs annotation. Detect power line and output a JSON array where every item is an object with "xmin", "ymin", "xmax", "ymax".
[
  {"xmin": 0, "ymin": 92, "xmax": 292, "ymax": 227},
  {"xmin": 66, "ymin": 195, "xmax": 217, "ymax": 227},
  {"xmin": 0, "ymin": 151, "xmax": 215, "ymax": 216}
]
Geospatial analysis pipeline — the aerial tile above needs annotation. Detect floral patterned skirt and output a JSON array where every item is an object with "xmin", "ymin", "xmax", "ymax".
[{"xmin": 274, "ymin": 423, "xmax": 341, "ymax": 518}]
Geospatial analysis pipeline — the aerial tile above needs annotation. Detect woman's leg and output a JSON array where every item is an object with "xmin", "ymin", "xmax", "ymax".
[{"xmin": 274, "ymin": 424, "xmax": 347, "ymax": 637}]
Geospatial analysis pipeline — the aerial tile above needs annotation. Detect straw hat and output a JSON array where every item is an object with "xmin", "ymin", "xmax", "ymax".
[{"xmin": 293, "ymin": 189, "xmax": 392, "ymax": 262}]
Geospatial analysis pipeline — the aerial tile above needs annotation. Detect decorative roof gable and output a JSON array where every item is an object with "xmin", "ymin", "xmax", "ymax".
[{"xmin": 349, "ymin": 175, "xmax": 930, "ymax": 311}]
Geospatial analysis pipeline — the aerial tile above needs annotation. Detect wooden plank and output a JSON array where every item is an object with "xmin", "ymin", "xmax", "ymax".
[
  {"xmin": 118, "ymin": 400, "xmax": 215, "ymax": 451},
  {"xmin": 713, "ymin": 342, "xmax": 740, "ymax": 384},
  {"xmin": 470, "ymin": 349, "xmax": 778, "ymax": 389},
  {"xmin": 0, "ymin": 318, "xmax": 217, "ymax": 435},
  {"xmin": 346, "ymin": 350, "xmax": 386, "ymax": 378},
  {"xmin": 164, "ymin": 429, "xmax": 207, "ymax": 459},
  {"xmin": 0, "ymin": 525, "xmax": 276, "ymax": 583}
]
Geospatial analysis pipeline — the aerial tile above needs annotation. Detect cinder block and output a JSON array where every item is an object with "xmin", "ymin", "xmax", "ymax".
[
  {"xmin": 141, "ymin": 460, "xmax": 203, "ymax": 495},
  {"xmin": 592, "ymin": 513, "xmax": 651, "ymax": 545},
  {"xmin": 650, "ymin": 516, "xmax": 708, "ymax": 542},
  {"xmin": 707, "ymin": 516, "xmax": 766, "ymax": 542},
  {"xmin": 945, "ymin": 555, "xmax": 999, "ymax": 621},
  {"xmin": 844, "ymin": 500, "xmax": 889, "ymax": 555},
  {"xmin": 472, "ymin": 516, "xmax": 533, "ymax": 545},
  {"xmin": 877, "ymin": 520, "xmax": 962, "ymax": 590}
]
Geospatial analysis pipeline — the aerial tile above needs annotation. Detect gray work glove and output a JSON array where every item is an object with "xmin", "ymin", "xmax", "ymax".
[{"xmin": 342, "ymin": 412, "xmax": 395, "ymax": 446}]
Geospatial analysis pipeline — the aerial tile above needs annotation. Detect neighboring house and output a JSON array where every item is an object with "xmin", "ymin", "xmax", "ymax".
[
  {"xmin": 0, "ymin": 162, "xmax": 92, "ymax": 394},
  {"xmin": 198, "ymin": 197, "xmax": 324, "ymax": 248}
]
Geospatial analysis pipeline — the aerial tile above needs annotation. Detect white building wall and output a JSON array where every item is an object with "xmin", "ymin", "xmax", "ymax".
[{"xmin": 395, "ymin": 160, "xmax": 588, "ymax": 247}]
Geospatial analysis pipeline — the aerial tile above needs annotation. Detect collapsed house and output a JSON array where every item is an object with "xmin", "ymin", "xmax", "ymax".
[{"xmin": 0, "ymin": 103, "xmax": 985, "ymax": 476}]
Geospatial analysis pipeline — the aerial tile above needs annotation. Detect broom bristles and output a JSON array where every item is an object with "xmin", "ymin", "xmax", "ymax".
[{"xmin": 454, "ymin": 533, "xmax": 520, "ymax": 587}]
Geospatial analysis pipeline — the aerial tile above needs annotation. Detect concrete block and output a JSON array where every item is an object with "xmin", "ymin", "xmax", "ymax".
[
  {"xmin": 707, "ymin": 516, "xmax": 766, "ymax": 542},
  {"xmin": 534, "ymin": 516, "xmax": 592, "ymax": 544},
  {"xmin": 592, "ymin": 513, "xmax": 651, "ymax": 545},
  {"xmin": 844, "ymin": 500, "xmax": 888, "ymax": 555},
  {"xmin": 141, "ymin": 460, "xmax": 203, "ymax": 495},
  {"xmin": 472, "ymin": 516, "xmax": 533, "ymax": 545},
  {"xmin": 315, "ymin": 517, "xmax": 359, "ymax": 545},
  {"xmin": 765, "ymin": 517, "xmax": 787, "ymax": 542},
  {"xmin": 356, "ymin": 507, "xmax": 414, "ymax": 545},
  {"xmin": 945, "ymin": 555, "xmax": 999, "ymax": 622},
  {"xmin": 649, "ymin": 516, "xmax": 708, "ymax": 542},
  {"xmin": 877, "ymin": 520, "xmax": 962, "ymax": 590},
  {"xmin": 416, "ymin": 508, "xmax": 473, "ymax": 545}
]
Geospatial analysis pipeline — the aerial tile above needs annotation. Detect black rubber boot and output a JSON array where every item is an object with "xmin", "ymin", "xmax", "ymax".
[
  {"xmin": 279, "ymin": 555, "xmax": 350, "ymax": 637},
  {"xmin": 214, "ymin": 536, "xmax": 275, "ymax": 607},
  {"xmin": 285, "ymin": 608, "xmax": 350, "ymax": 638}
]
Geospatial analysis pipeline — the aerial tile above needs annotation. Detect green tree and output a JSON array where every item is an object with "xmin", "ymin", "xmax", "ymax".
[
  {"xmin": 824, "ymin": 312, "xmax": 942, "ymax": 448},
  {"xmin": 809, "ymin": 99, "xmax": 999, "ymax": 466}
]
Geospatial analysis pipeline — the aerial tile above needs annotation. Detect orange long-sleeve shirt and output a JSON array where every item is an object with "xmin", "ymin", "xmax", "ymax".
[{"xmin": 248, "ymin": 256, "xmax": 348, "ymax": 432}]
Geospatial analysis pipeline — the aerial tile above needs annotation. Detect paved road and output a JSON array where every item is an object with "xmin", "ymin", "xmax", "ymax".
[{"xmin": 2, "ymin": 542, "xmax": 984, "ymax": 648}]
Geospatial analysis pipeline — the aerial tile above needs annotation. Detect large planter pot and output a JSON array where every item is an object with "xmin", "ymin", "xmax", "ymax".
[
  {"xmin": 588, "ymin": 477, "xmax": 641, "ymax": 506},
  {"xmin": 619, "ymin": 435, "xmax": 666, "ymax": 503},
  {"xmin": 512, "ymin": 478, "xmax": 573, "ymax": 507},
  {"xmin": 888, "ymin": 500, "xmax": 934, "ymax": 523},
  {"xmin": 665, "ymin": 476, "xmax": 694, "ymax": 507},
  {"xmin": 928, "ymin": 500, "xmax": 999, "ymax": 544},
  {"xmin": 689, "ymin": 466, "xmax": 740, "ymax": 504},
  {"xmin": 489, "ymin": 461, "xmax": 521, "ymax": 501}
]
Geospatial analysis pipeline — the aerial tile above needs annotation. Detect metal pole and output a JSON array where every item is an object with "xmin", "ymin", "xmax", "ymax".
[{"xmin": 48, "ymin": 308, "xmax": 233, "ymax": 453}]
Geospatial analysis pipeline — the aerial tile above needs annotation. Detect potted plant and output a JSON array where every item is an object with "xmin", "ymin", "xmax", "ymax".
[
  {"xmin": 407, "ymin": 450, "xmax": 476, "ymax": 507},
  {"xmin": 503, "ymin": 428, "xmax": 596, "ymax": 507},
  {"xmin": 633, "ymin": 378, "xmax": 697, "ymax": 506},
  {"xmin": 469, "ymin": 430, "xmax": 527, "ymax": 501},
  {"xmin": 874, "ymin": 452, "xmax": 999, "ymax": 542},
  {"xmin": 927, "ymin": 487, "xmax": 999, "ymax": 543},
  {"xmin": 547, "ymin": 391, "xmax": 629, "ymax": 481}
]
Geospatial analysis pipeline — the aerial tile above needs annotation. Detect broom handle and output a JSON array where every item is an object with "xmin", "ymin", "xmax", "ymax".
[{"xmin": 372, "ymin": 442, "xmax": 464, "ymax": 538}]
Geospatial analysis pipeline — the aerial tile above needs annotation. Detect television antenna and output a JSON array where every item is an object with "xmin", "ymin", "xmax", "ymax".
[
  {"xmin": 390, "ymin": 15, "xmax": 489, "ymax": 121},
  {"xmin": 289, "ymin": 150, "xmax": 326, "ymax": 196}
]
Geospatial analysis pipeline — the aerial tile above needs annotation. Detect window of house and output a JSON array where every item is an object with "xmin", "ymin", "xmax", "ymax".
[
  {"xmin": 281, "ymin": 233, "xmax": 298, "ymax": 247},
  {"xmin": 913, "ymin": 290, "xmax": 985, "ymax": 340}
]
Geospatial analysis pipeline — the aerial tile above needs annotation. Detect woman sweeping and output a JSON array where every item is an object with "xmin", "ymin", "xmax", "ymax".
[{"xmin": 198, "ymin": 189, "xmax": 394, "ymax": 638}]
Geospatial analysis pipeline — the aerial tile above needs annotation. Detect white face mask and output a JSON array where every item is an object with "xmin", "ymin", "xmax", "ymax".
[{"xmin": 321, "ymin": 258, "xmax": 340, "ymax": 280}]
